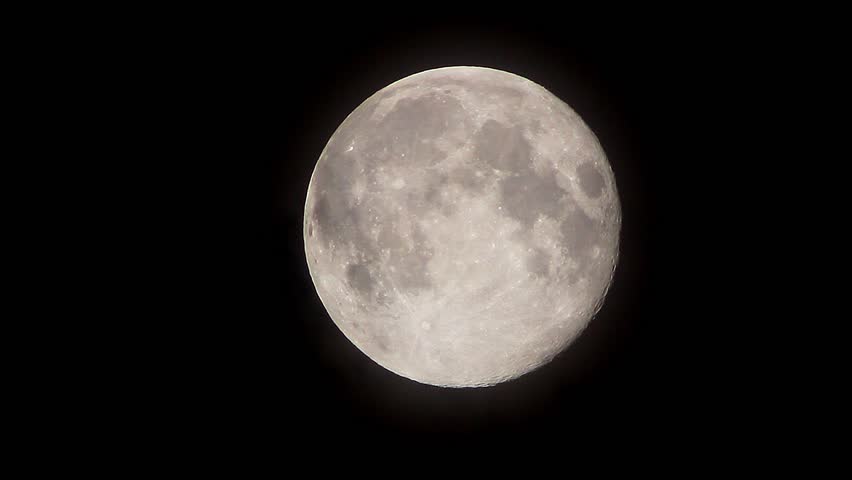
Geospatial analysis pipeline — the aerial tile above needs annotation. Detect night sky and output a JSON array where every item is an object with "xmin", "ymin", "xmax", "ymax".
[{"xmin": 168, "ymin": 13, "xmax": 773, "ymax": 453}]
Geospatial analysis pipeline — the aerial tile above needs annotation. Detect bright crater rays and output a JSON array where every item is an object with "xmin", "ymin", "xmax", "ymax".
[{"xmin": 304, "ymin": 66, "xmax": 620, "ymax": 387}]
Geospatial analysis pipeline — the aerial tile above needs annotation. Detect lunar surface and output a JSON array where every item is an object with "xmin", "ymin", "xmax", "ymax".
[{"xmin": 304, "ymin": 66, "xmax": 620, "ymax": 387}]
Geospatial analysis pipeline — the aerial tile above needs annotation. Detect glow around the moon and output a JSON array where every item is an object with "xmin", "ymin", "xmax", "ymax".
[{"xmin": 304, "ymin": 66, "xmax": 620, "ymax": 387}]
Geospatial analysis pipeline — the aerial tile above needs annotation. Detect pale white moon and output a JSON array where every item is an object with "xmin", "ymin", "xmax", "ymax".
[{"xmin": 304, "ymin": 66, "xmax": 620, "ymax": 388}]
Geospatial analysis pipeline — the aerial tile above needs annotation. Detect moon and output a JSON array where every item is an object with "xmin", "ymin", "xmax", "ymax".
[{"xmin": 304, "ymin": 66, "xmax": 620, "ymax": 387}]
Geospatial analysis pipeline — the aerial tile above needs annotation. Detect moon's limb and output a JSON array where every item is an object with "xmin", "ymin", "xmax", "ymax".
[{"xmin": 304, "ymin": 66, "xmax": 620, "ymax": 387}]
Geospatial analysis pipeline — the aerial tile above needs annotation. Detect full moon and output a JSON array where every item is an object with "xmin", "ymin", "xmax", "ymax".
[{"xmin": 304, "ymin": 66, "xmax": 620, "ymax": 387}]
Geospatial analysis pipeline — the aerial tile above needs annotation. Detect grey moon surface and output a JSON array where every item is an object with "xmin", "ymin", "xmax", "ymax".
[{"xmin": 304, "ymin": 66, "xmax": 620, "ymax": 388}]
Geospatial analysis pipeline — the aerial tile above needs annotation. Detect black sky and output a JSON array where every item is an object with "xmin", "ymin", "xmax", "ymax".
[{"xmin": 164, "ymin": 13, "xmax": 778, "ymax": 452}]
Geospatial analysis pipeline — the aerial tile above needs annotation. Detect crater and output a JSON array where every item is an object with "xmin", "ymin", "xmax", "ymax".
[
  {"xmin": 429, "ymin": 77, "xmax": 526, "ymax": 103},
  {"xmin": 311, "ymin": 196, "xmax": 336, "ymax": 240},
  {"xmin": 377, "ymin": 219, "xmax": 435, "ymax": 293},
  {"xmin": 577, "ymin": 162, "xmax": 605, "ymax": 198},
  {"xmin": 423, "ymin": 173, "xmax": 448, "ymax": 204},
  {"xmin": 388, "ymin": 226, "xmax": 434, "ymax": 292},
  {"xmin": 313, "ymin": 152, "xmax": 358, "ymax": 196},
  {"xmin": 375, "ymin": 289, "xmax": 391, "ymax": 307},
  {"xmin": 377, "ymin": 220, "xmax": 406, "ymax": 251},
  {"xmin": 560, "ymin": 208, "xmax": 600, "ymax": 257},
  {"xmin": 415, "ymin": 173, "xmax": 457, "ymax": 216},
  {"xmin": 474, "ymin": 120, "xmax": 533, "ymax": 172},
  {"xmin": 365, "ymin": 92, "xmax": 466, "ymax": 168},
  {"xmin": 528, "ymin": 119, "xmax": 545, "ymax": 135},
  {"xmin": 448, "ymin": 166, "xmax": 489, "ymax": 193},
  {"xmin": 371, "ymin": 331, "xmax": 391, "ymax": 353},
  {"xmin": 312, "ymin": 194, "xmax": 362, "ymax": 249},
  {"xmin": 526, "ymin": 248, "xmax": 550, "ymax": 278},
  {"xmin": 346, "ymin": 263, "xmax": 374, "ymax": 297},
  {"xmin": 499, "ymin": 170, "xmax": 565, "ymax": 226}
]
